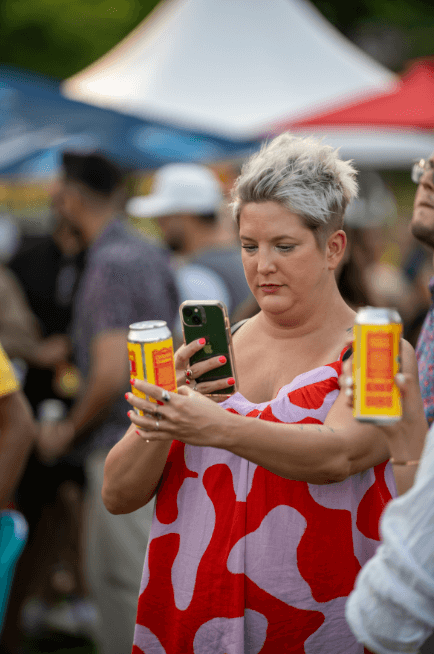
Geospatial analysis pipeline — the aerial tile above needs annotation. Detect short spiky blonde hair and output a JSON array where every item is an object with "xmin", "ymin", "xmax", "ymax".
[{"xmin": 231, "ymin": 133, "xmax": 358, "ymax": 246}]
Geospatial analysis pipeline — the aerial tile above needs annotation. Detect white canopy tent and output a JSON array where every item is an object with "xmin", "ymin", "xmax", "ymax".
[{"xmin": 62, "ymin": 0, "xmax": 395, "ymax": 140}]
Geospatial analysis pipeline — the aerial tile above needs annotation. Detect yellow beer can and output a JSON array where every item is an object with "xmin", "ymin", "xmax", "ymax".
[
  {"xmin": 353, "ymin": 307, "xmax": 402, "ymax": 424},
  {"xmin": 127, "ymin": 320, "xmax": 177, "ymax": 415}
]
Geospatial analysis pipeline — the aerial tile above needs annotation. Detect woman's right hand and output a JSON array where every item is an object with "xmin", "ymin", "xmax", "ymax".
[
  {"xmin": 175, "ymin": 339, "xmax": 234, "ymax": 397},
  {"xmin": 339, "ymin": 340, "xmax": 428, "ymax": 440}
]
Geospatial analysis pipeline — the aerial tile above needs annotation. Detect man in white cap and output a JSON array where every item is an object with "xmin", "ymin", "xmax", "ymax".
[{"xmin": 127, "ymin": 163, "xmax": 252, "ymax": 318}]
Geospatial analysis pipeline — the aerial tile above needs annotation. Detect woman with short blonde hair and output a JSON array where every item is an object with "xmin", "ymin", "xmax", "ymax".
[{"xmin": 104, "ymin": 133, "xmax": 425, "ymax": 654}]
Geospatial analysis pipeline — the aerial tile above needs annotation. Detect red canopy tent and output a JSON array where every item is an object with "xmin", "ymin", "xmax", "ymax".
[{"xmin": 276, "ymin": 58, "xmax": 434, "ymax": 131}]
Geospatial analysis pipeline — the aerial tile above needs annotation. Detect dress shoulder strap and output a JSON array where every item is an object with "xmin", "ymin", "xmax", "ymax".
[
  {"xmin": 341, "ymin": 345, "xmax": 353, "ymax": 362},
  {"xmin": 231, "ymin": 319, "xmax": 249, "ymax": 335}
]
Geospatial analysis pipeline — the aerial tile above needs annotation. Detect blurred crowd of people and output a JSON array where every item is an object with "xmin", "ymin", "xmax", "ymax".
[
  {"xmin": 0, "ymin": 152, "xmax": 255, "ymax": 653},
  {"xmin": 0, "ymin": 146, "xmax": 433, "ymax": 654}
]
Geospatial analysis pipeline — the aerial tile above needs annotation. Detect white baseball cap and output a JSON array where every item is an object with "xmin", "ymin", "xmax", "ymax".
[{"xmin": 127, "ymin": 163, "xmax": 223, "ymax": 218}]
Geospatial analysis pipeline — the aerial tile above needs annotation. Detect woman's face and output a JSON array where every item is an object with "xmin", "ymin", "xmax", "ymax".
[{"xmin": 239, "ymin": 201, "xmax": 331, "ymax": 318}]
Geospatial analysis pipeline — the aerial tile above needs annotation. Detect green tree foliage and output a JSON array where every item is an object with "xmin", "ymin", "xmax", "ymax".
[
  {"xmin": 313, "ymin": 0, "xmax": 434, "ymax": 64},
  {"xmin": 0, "ymin": 0, "xmax": 159, "ymax": 79}
]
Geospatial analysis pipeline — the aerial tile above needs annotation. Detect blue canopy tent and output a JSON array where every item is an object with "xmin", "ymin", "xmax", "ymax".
[{"xmin": 0, "ymin": 67, "xmax": 259, "ymax": 177}]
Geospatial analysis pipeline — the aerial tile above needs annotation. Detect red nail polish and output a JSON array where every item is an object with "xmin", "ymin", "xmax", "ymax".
[
  {"xmin": 185, "ymin": 379, "xmax": 191, "ymax": 385},
  {"xmin": 186, "ymin": 369, "xmax": 192, "ymax": 377},
  {"xmin": 227, "ymin": 377, "xmax": 235, "ymax": 385},
  {"xmin": 136, "ymin": 430, "xmax": 140, "ymax": 436},
  {"xmin": 219, "ymin": 356, "xmax": 227, "ymax": 364},
  {"xmin": 198, "ymin": 338, "xmax": 206, "ymax": 345},
  {"xmin": 157, "ymin": 400, "xmax": 164, "ymax": 406},
  {"xmin": 125, "ymin": 393, "xmax": 129, "ymax": 400},
  {"xmin": 127, "ymin": 410, "xmax": 132, "ymax": 416},
  {"xmin": 130, "ymin": 378, "xmax": 135, "ymax": 386}
]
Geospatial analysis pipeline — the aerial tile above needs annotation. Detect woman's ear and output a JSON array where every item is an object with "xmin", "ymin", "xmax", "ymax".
[{"xmin": 326, "ymin": 230, "xmax": 347, "ymax": 270}]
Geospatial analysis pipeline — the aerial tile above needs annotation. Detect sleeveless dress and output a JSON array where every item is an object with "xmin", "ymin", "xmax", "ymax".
[{"xmin": 132, "ymin": 347, "xmax": 396, "ymax": 654}]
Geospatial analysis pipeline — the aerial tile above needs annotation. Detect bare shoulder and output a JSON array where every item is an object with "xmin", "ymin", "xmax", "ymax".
[{"xmin": 232, "ymin": 314, "xmax": 260, "ymax": 347}]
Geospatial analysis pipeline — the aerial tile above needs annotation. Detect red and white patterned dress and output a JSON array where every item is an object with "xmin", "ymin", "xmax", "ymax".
[{"xmin": 133, "ymin": 348, "xmax": 396, "ymax": 653}]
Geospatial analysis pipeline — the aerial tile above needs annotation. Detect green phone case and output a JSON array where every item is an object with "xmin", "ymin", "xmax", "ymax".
[{"xmin": 181, "ymin": 302, "xmax": 236, "ymax": 395}]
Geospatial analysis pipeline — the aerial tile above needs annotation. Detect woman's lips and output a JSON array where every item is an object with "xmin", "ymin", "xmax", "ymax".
[{"xmin": 259, "ymin": 284, "xmax": 281, "ymax": 293}]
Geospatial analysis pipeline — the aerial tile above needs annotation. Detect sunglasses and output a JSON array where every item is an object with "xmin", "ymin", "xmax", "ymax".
[{"xmin": 412, "ymin": 159, "xmax": 434, "ymax": 184}]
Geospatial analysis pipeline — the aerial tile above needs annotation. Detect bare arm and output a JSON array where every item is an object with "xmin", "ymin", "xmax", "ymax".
[
  {"xmin": 69, "ymin": 329, "xmax": 130, "ymax": 441},
  {"xmin": 102, "ymin": 425, "xmax": 171, "ymax": 514},
  {"xmin": 224, "ymin": 340, "xmax": 424, "ymax": 483},
  {"xmin": 37, "ymin": 330, "xmax": 132, "ymax": 463},
  {"xmin": 0, "ymin": 391, "xmax": 38, "ymax": 507},
  {"xmin": 221, "ymin": 396, "xmax": 389, "ymax": 484},
  {"xmin": 122, "ymin": 384, "xmax": 388, "ymax": 485},
  {"xmin": 0, "ymin": 265, "xmax": 42, "ymax": 361},
  {"xmin": 123, "ymin": 340, "xmax": 425, "ymax": 487},
  {"xmin": 0, "ymin": 267, "xmax": 71, "ymax": 368}
]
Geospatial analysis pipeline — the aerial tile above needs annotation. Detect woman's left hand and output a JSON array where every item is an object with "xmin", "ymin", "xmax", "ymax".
[
  {"xmin": 125, "ymin": 379, "xmax": 230, "ymax": 447},
  {"xmin": 174, "ymin": 339, "xmax": 235, "ymax": 398}
]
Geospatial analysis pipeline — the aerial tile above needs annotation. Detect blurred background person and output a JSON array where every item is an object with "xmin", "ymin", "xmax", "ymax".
[
  {"xmin": 0, "ymin": 215, "xmax": 88, "ymax": 649},
  {"xmin": 409, "ymin": 153, "xmax": 434, "ymax": 427},
  {"xmin": 0, "ymin": 339, "xmax": 38, "ymax": 637},
  {"xmin": 30, "ymin": 150, "xmax": 179, "ymax": 654},
  {"xmin": 337, "ymin": 172, "xmax": 414, "ymax": 319},
  {"xmin": 127, "ymin": 163, "xmax": 256, "ymax": 331}
]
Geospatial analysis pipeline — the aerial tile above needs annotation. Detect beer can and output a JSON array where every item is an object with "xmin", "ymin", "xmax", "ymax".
[
  {"xmin": 353, "ymin": 307, "xmax": 402, "ymax": 424},
  {"xmin": 127, "ymin": 320, "xmax": 177, "ymax": 415}
]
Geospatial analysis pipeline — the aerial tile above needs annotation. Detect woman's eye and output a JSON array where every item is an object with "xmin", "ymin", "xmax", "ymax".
[
  {"xmin": 241, "ymin": 245, "xmax": 257, "ymax": 252},
  {"xmin": 275, "ymin": 245, "xmax": 295, "ymax": 252}
]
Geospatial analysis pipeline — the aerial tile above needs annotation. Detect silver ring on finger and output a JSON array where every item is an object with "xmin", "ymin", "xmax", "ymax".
[
  {"xmin": 192, "ymin": 380, "xmax": 198, "ymax": 391},
  {"xmin": 161, "ymin": 389, "xmax": 171, "ymax": 403}
]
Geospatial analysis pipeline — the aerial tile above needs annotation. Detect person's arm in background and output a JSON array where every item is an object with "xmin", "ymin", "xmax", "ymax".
[
  {"xmin": 0, "ymin": 344, "xmax": 38, "ymax": 507},
  {"xmin": 0, "ymin": 392, "xmax": 38, "ymax": 508},
  {"xmin": 37, "ymin": 250, "xmax": 178, "ymax": 463},
  {"xmin": 36, "ymin": 257, "xmax": 133, "ymax": 462},
  {"xmin": 68, "ymin": 328, "xmax": 130, "ymax": 441},
  {"xmin": 0, "ymin": 265, "xmax": 71, "ymax": 369},
  {"xmin": 0, "ymin": 264, "xmax": 42, "ymax": 360}
]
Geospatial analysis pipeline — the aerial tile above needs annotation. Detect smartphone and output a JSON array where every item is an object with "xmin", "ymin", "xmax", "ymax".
[{"xmin": 180, "ymin": 300, "xmax": 238, "ymax": 399}]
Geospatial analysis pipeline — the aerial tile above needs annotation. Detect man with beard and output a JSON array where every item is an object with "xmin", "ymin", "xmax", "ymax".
[
  {"xmin": 127, "ymin": 163, "xmax": 253, "ymax": 321},
  {"xmin": 411, "ymin": 156, "xmax": 434, "ymax": 426}
]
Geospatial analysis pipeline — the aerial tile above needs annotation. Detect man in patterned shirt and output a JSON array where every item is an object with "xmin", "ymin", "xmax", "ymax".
[
  {"xmin": 0, "ymin": 343, "xmax": 37, "ymax": 508},
  {"xmin": 411, "ymin": 154, "xmax": 434, "ymax": 425},
  {"xmin": 37, "ymin": 152, "xmax": 179, "ymax": 653}
]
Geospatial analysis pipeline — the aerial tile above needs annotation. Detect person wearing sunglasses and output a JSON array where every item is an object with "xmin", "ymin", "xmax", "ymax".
[{"xmin": 410, "ymin": 155, "xmax": 434, "ymax": 427}]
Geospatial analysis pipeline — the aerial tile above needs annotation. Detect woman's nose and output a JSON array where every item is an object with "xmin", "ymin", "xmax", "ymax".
[{"xmin": 257, "ymin": 250, "xmax": 277, "ymax": 274}]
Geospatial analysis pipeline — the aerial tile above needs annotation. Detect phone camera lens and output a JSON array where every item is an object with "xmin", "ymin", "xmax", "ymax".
[
  {"xmin": 184, "ymin": 308, "xmax": 193, "ymax": 317},
  {"xmin": 192, "ymin": 315, "xmax": 201, "ymax": 325}
]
